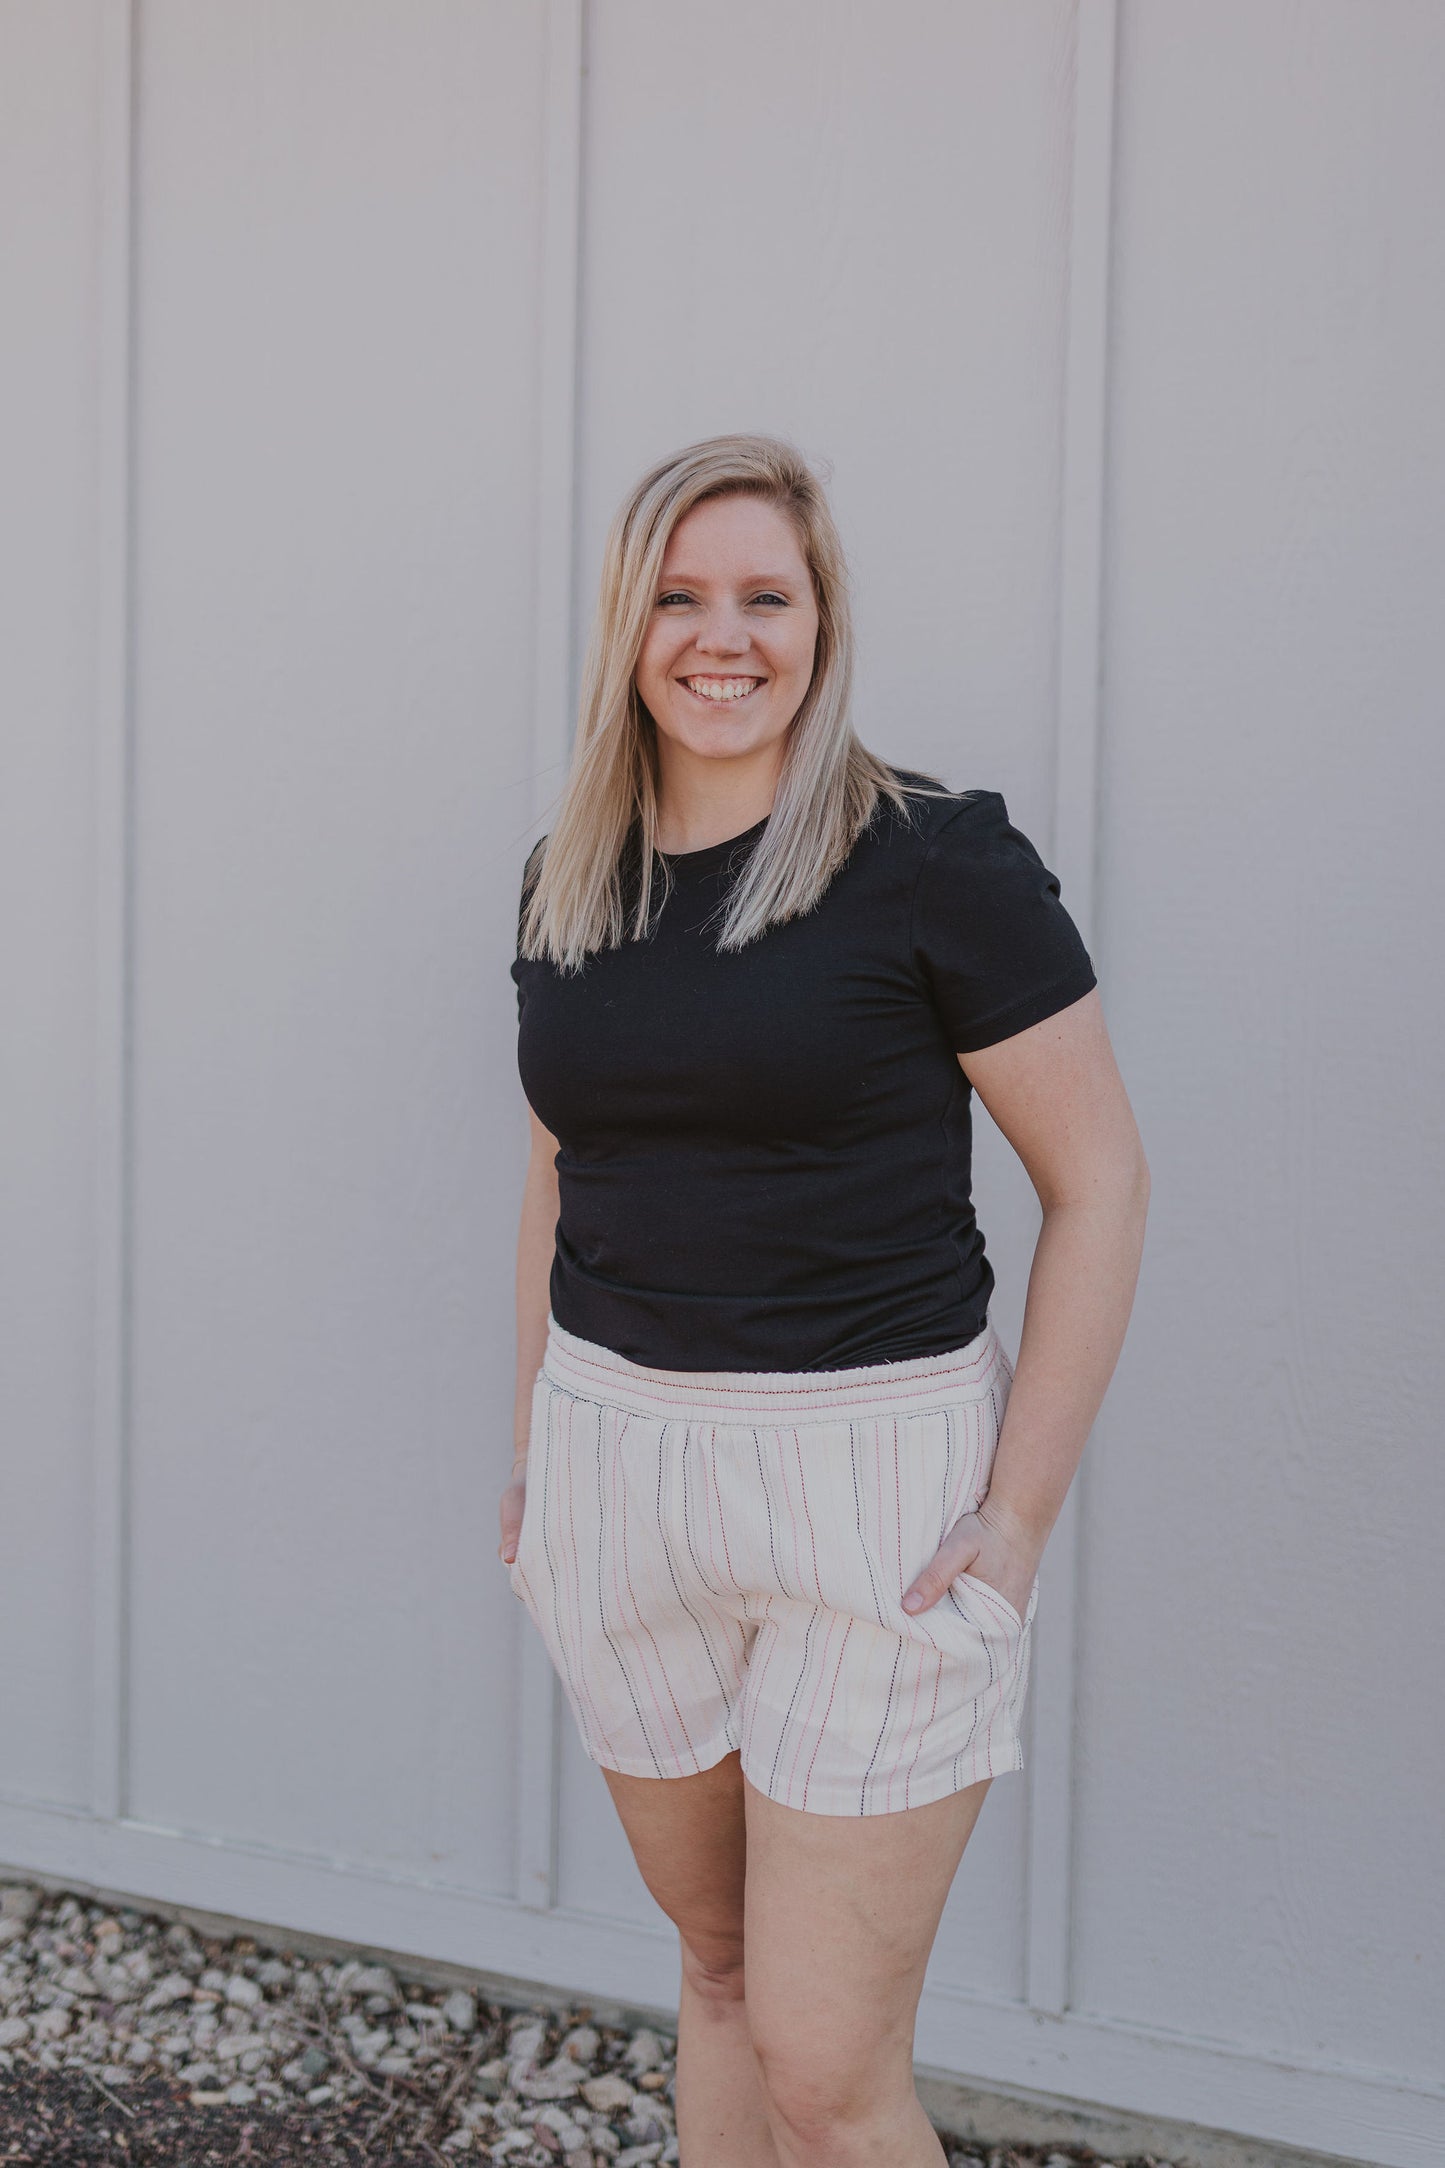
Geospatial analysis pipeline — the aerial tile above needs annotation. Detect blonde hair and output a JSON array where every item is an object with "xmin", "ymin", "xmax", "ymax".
[{"xmin": 519, "ymin": 432, "xmax": 953, "ymax": 969}]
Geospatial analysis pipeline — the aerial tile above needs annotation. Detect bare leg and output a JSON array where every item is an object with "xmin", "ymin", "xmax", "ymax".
[
  {"xmin": 742, "ymin": 1772, "xmax": 995, "ymax": 2168},
  {"xmin": 601, "ymin": 1752, "xmax": 780, "ymax": 2168}
]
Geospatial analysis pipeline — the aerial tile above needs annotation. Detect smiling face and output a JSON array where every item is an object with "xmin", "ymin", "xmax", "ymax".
[{"xmin": 633, "ymin": 492, "xmax": 821, "ymax": 775}]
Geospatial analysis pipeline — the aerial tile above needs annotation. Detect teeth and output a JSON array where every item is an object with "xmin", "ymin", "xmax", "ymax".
[{"xmin": 685, "ymin": 677, "xmax": 762, "ymax": 702}]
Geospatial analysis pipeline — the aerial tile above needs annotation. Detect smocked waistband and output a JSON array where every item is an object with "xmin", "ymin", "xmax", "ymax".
[{"xmin": 539, "ymin": 1313, "xmax": 1008, "ymax": 1426}]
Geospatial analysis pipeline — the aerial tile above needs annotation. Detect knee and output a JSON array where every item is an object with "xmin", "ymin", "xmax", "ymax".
[
  {"xmin": 679, "ymin": 1930, "xmax": 748, "ymax": 2012},
  {"xmin": 750, "ymin": 2037, "xmax": 907, "ymax": 2165}
]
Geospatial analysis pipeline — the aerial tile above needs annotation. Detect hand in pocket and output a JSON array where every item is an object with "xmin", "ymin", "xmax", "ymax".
[
  {"xmin": 498, "ymin": 1455, "xmax": 529, "ymax": 1569},
  {"xmin": 902, "ymin": 1494, "xmax": 1041, "ymax": 1626}
]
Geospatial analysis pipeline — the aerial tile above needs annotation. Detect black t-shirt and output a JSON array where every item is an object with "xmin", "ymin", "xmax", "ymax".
[{"xmin": 511, "ymin": 771, "xmax": 1097, "ymax": 1372}]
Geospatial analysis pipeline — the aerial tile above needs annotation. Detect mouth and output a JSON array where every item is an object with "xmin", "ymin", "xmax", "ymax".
[{"xmin": 678, "ymin": 674, "xmax": 768, "ymax": 706}]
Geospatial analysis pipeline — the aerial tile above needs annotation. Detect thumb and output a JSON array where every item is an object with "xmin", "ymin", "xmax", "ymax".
[{"xmin": 902, "ymin": 1517, "xmax": 980, "ymax": 1614}]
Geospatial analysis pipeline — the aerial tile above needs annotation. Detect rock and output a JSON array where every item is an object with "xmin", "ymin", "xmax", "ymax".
[
  {"xmin": 346, "ymin": 1963, "xmax": 399, "ymax": 2001},
  {"xmin": 624, "ymin": 2027, "xmax": 664, "ymax": 2073},
  {"xmin": 0, "ymin": 1921, "xmax": 25, "ymax": 1951},
  {"xmin": 536, "ymin": 2106, "xmax": 588, "ymax": 2150},
  {"xmin": 299, "ymin": 2046, "xmax": 332, "ymax": 2078},
  {"xmin": 305, "ymin": 2083, "xmax": 336, "ymax": 2104},
  {"xmin": 613, "ymin": 2147, "xmax": 663, "ymax": 2167},
  {"xmin": 508, "ymin": 2019, "xmax": 547, "ymax": 2069},
  {"xmin": 444, "ymin": 1988, "xmax": 478, "ymax": 2033},
  {"xmin": 517, "ymin": 2054, "xmax": 584, "ymax": 2100},
  {"xmin": 32, "ymin": 2008, "xmax": 72, "ymax": 2041},
  {"xmin": 0, "ymin": 2018, "xmax": 31, "ymax": 2047},
  {"xmin": 0, "ymin": 1886, "xmax": 40, "ymax": 1921},
  {"xmin": 562, "ymin": 2023, "xmax": 600, "ymax": 2061},
  {"xmin": 178, "ymin": 2061, "xmax": 219, "ymax": 2085},
  {"xmin": 142, "ymin": 1971, "xmax": 196, "ymax": 2012},
  {"xmin": 636, "ymin": 2070, "xmax": 669, "ymax": 2092},
  {"xmin": 225, "ymin": 1974, "xmax": 262, "ymax": 2008},
  {"xmin": 581, "ymin": 2073, "xmax": 637, "ymax": 2113},
  {"xmin": 214, "ymin": 2032, "xmax": 268, "ymax": 2063},
  {"xmin": 189, "ymin": 2089, "xmax": 230, "ymax": 2106},
  {"xmin": 226, "ymin": 2081, "xmax": 257, "ymax": 2104}
]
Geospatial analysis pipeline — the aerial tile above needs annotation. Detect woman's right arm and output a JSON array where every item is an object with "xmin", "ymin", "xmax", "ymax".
[{"xmin": 500, "ymin": 1106, "xmax": 561, "ymax": 1567}]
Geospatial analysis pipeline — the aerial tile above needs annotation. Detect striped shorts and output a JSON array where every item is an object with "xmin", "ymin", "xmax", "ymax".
[{"xmin": 508, "ymin": 1312, "xmax": 1039, "ymax": 1816}]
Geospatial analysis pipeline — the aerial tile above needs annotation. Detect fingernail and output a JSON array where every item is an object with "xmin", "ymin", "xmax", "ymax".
[{"xmin": 902, "ymin": 1591, "xmax": 923, "ymax": 1613}]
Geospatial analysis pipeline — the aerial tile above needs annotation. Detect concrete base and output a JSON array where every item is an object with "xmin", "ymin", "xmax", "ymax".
[{"xmin": 913, "ymin": 2065, "xmax": 1379, "ymax": 2168}]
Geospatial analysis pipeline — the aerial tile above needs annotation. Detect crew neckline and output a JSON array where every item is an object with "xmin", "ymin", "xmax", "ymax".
[{"xmin": 656, "ymin": 812, "xmax": 771, "ymax": 871}]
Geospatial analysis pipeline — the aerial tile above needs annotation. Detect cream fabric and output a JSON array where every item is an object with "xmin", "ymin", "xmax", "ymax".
[{"xmin": 509, "ymin": 1314, "xmax": 1038, "ymax": 1816}]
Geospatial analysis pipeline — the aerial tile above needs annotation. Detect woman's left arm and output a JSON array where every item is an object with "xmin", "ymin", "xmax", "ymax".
[{"xmin": 902, "ymin": 986, "xmax": 1150, "ymax": 1618}]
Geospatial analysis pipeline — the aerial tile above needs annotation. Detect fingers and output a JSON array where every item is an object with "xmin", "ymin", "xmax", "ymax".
[
  {"xmin": 499, "ymin": 1472, "xmax": 527, "ymax": 1567},
  {"xmin": 902, "ymin": 1523, "xmax": 980, "ymax": 1614}
]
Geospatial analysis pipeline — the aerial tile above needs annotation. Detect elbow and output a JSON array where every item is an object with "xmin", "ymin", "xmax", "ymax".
[
  {"xmin": 1129, "ymin": 1147, "xmax": 1152, "ymax": 1238},
  {"xmin": 1133, "ymin": 1145, "xmax": 1152, "ymax": 1208}
]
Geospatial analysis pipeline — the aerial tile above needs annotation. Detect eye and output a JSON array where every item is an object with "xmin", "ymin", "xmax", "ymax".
[
  {"xmin": 751, "ymin": 592, "xmax": 789, "ymax": 607},
  {"xmin": 656, "ymin": 591, "xmax": 694, "ymax": 607}
]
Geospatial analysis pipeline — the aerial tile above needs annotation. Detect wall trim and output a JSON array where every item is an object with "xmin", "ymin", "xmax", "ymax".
[
  {"xmin": 514, "ymin": 0, "xmax": 585, "ymax": 1912},
  {"xmin": 527, "ymin": 0, "xmax": 584, "ymax": 832},
  {"xmin": 1028, "ymin": 0, "xmax": 1120, "ymax": 2023},
  {"xmin": 89, "ymin": 0, "xmax": 138, "ymax": 1831}
]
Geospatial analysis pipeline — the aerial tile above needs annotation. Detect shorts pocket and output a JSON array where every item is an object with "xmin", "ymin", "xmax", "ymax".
[{"xmin": 950, "ymin": 1567, "xmax": 1038, "ymax": 1641}]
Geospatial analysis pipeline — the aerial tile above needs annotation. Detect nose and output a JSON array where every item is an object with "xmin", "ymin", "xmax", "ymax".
[{"xmin": 693, "ymin": 604, "xmax": 752, "ymax": 659}]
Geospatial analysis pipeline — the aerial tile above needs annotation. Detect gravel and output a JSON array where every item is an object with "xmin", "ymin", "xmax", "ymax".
[{"xmin": 0, "ymin": 1878, "xmax": 1179, "ymax": 2167}]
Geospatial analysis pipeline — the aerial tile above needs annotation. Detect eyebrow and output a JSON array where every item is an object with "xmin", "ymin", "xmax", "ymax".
[{"xmin": 656, "ymin": 571, "xmax": 803, "ymax": 589}]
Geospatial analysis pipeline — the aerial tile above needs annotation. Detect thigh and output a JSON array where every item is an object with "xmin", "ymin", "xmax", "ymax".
[
  {"xmin": 601, "ymin": 1752, "xmax": 750, "ymax": 1972},
  {"xmin": 741, "ymin": 1771, "xmax": 993, "ymax": 2093}
]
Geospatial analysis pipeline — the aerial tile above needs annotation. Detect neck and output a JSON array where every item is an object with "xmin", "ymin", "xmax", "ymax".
[{"xmin": 652, "ymin": 746, "xmax": 784, "ymax": 856}]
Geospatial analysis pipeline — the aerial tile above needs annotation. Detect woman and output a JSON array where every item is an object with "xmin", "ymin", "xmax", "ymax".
[{"xmin": 501, "ymin": 434, "xmax": 1149, "ymax": 2168}]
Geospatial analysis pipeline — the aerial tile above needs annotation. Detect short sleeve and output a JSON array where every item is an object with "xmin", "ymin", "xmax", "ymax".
[
  {"xmin": 510, "ymin": 837, "xmax": 547, "ymax": 1022},
  {"xmin": 910, "ymin": 793, "xmax": 1096, "ymax": 1052}
]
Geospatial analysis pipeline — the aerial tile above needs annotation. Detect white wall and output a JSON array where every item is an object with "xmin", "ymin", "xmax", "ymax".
[{"xmin": 1, "ymin": 4, "xmax": 1440, "ymax": 2160}]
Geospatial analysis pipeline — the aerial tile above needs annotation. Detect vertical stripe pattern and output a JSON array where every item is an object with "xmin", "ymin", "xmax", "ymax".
[{"xmin": 508, "ymin": 1316, "xmax": 1039, "ymax": 1816}]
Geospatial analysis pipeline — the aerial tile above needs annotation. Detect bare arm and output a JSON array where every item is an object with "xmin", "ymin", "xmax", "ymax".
[
  {"xmin": 902, "ymin": 986, "xmax": 1150, "ymax": 1616},
  {"xmin": 499, "ymin": 1106, "xmax": 561, "ymax": 1566}
]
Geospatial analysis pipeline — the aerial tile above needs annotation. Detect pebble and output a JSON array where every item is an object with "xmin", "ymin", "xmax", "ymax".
[
  {"xmin": 443, "ymin": 1988, "xmax": 477, "ymax": 2033},
  {"xmin": 582, "ymin": 2073, "xmax": 637, "ymax": 2113},
  {"xmin": 624, "ymin": 2026, "xmax": 664, "ymax": 2073}
]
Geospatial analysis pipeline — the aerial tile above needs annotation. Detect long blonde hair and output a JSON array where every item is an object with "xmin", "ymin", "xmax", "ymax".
[{"xmin": 519, "ymin": 432, "xmax": 953, "ymax": 969}]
